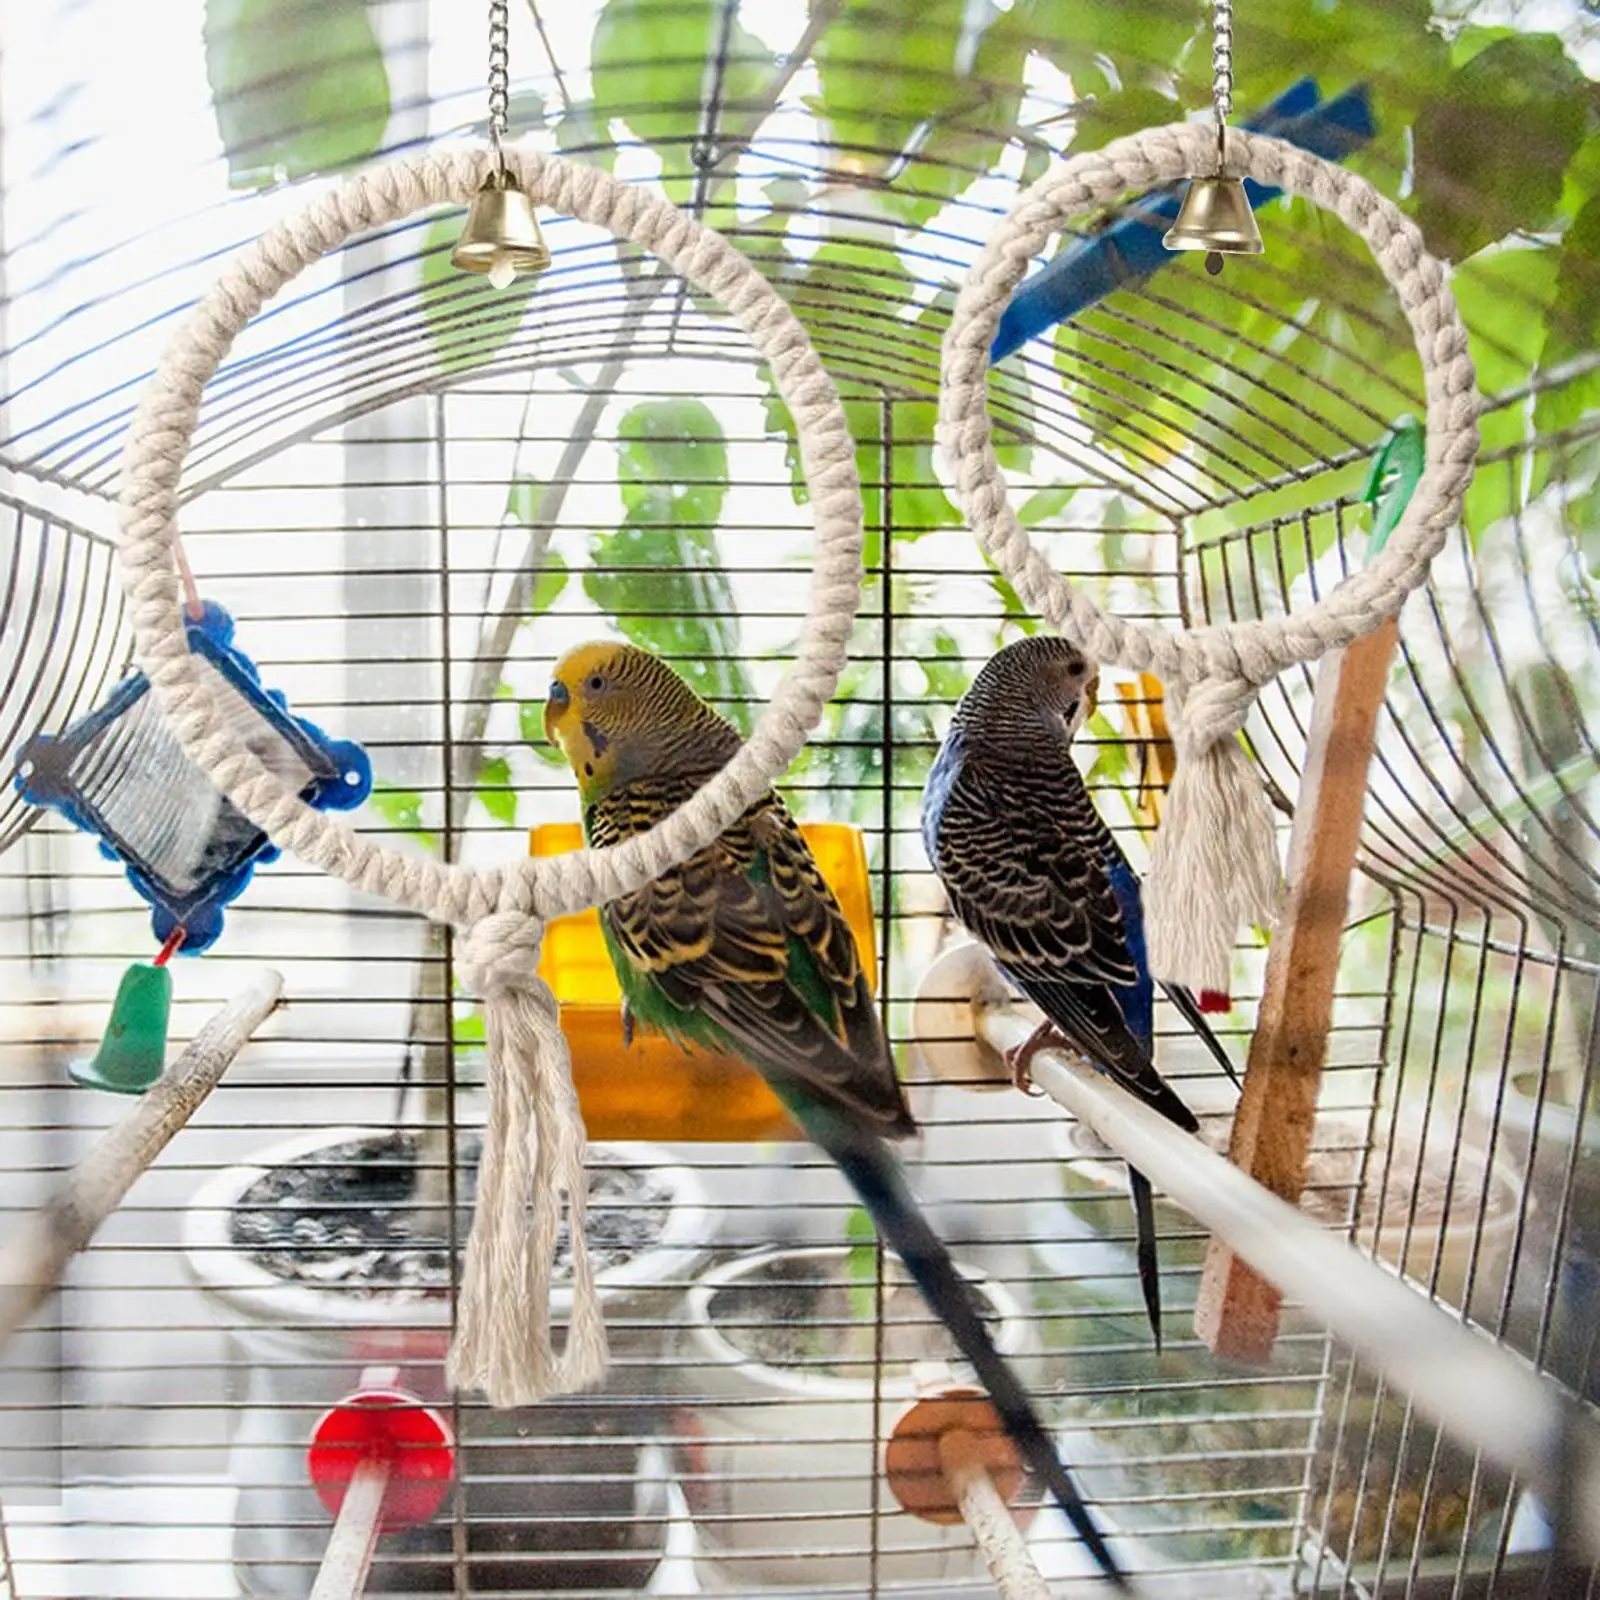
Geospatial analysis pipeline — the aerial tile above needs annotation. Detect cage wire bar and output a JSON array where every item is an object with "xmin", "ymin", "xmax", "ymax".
[{"xmin": 0, "ymin": 0, "xmax": 1598, "ymax": 1595}]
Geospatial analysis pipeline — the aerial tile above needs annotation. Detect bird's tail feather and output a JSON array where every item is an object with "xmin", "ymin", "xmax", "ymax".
[
  {"xmin": 788, "ymin": 1096, "xmax": 1128, "ymax": 1589},
  {"xmin": 1162, "ymin": 982, "xmax": 1242, "ymax": 1089},
  {"xmin": 1127, "ymin": 1166, "xmax": 1162, "ymax": 1352}
]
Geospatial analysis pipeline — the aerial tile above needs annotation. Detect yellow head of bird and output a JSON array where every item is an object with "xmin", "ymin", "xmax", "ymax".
[{"xmin": 543, "ymin": 641, "xmax": 713, "ymax": 797}]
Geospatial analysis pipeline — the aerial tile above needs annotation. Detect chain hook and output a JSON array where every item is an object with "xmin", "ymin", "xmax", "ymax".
[
  {"xmin": 488, "ymin": 0, "xmax": 510, "ymax": 177},
  {"xmin": 1212, "ymin": 0, "xmax": 1234, "ymax": 175}
]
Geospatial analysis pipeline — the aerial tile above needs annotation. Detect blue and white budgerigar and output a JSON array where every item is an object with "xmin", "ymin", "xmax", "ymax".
[
  {"xmin": 544, "ymin": 640, "xmax": 1127, "ymax": 1587},
  {"xmin": 922, "ymin": 634, "xmax": 1238, "ymax": 1349}
]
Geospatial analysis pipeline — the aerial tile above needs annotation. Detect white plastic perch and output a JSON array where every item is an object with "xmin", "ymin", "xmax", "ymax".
[
  {"xmin": 0, "ymin": 968, "xmax": 283, "ymax": 1353},
  {"xmin": 914, "ymin": 943, "xmax": 1600, "ymax": 1562}
]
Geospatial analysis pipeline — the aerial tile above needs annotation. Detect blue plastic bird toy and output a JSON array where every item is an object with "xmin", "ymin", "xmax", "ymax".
[{"xmin": 16, "ymin": 600, "xmax": 370, "ymax": 955}]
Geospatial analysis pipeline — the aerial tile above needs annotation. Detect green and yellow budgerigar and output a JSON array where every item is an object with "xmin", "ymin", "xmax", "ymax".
[{"xmin": 544, "ymin": 640, "xmax": 1126, "ymax": 1588}]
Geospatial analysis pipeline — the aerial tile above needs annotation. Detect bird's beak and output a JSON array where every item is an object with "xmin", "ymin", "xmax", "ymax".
[
  {"xmin": 1084, "ymin": 672, "xmax": 1099, "ymax": 721},
  {"xmin": 543, "ymin": 680, "xmax": 569, "ymax": 748}
]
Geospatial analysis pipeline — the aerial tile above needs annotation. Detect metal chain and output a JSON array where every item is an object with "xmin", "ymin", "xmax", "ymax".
[
  {"xmin": 488, "ymin": 0, "xmax": 510, "ymax": 168},
  {"xmin": 1212, "ymin": 0, "xmax": 1234, "ymax": 167}
]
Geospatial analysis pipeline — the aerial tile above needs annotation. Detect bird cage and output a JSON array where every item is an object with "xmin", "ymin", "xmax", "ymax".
[{"xmin": 1, "ymin": 1, "xmax": 1598, "ymax": 1596}]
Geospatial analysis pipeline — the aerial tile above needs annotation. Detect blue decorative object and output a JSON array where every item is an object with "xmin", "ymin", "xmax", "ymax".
[
  {"xmin": 991, "ymin": 78, "xmax": 1377, "ymax": 364},
  {"xmin": 15, "ymin": 601, "xmax": 370, "ymax": 953}
]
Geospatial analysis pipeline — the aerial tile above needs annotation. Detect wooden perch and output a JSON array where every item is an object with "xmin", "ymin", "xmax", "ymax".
[
  {"xmin": 0, "ymin": 968, "xmax": 283, "ymax": 1351},
  {"xmin": 981, "ymin": 1008, "xmax": 1600, "ymax": 1564},
  {"xmin": 885, "ymin": 1365, "xmax": 1048, "ymax": 1600},
  {"xmin": 310, "ymin": 1456, "xmax": 391, "ymax": 1600},
  {"xmin": 936, "ymin": 1429, "xmax": 1051, "ymax": 1600},
  {"xmin": 1193, "ymin": 619, "xmax": 1398, "ymax": 1363}
]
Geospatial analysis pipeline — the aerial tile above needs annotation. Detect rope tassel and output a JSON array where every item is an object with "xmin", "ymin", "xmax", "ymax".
[
  {"xmin": 448, "ymin": 912, "xmax": 609, "ymax": 1406},
  {"xmin": 1143, "ymin": 695, "xmax": 1282, "ymax": 1000}
]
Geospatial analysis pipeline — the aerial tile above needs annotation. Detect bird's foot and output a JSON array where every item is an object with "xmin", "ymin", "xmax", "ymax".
[
  {"xmin": 1006, "ymin": 1020, "xmax": 1068, "ymax": 1096},
  {"xmin": 621, "ymin": 1001, "xmax": 635, "ymax": 1050}
]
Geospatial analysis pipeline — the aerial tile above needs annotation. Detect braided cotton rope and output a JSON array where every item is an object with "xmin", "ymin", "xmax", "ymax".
[
  {"xmin": 940, "ymin": 120, "xmax": 1479, "ymax": 991},
  {"xmin": 116, "ymin": 143, "xmax": 865, "ymax": 1404}
]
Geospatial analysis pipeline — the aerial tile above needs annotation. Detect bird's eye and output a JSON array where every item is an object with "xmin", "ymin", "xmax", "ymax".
[{"xmin": 586, "ymin": 674, "xmax": 607, "ymax": 693}]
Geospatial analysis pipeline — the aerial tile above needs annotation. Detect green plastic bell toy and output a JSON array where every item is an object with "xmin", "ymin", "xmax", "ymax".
[{"xmin": 71, "ymin": 932, "xmax": 180, "ymax": 1094}]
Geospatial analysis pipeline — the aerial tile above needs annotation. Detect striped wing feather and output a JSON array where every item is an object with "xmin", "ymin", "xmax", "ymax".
[
  {"xmin": 589, "ymin": 775, "xmax": 912, "ymax": 1137},
  {"xmin": 931, "ymin": 754, "xmax": 1197, "ymax": 1131}
]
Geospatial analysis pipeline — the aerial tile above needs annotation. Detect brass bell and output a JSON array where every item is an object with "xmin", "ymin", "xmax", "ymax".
[
  {"xmin": 1163, "ymin": 175, "xmax": 1264, "ymax": 276},
  {"xmin": 451, "ymin": 168, "xmax": 550, "ymax": 289}
]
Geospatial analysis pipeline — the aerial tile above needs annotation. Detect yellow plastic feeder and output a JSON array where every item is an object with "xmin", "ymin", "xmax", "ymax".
[{"xmin": 530, "ymin": 821, "xmax": 879, "ymax": 1142}]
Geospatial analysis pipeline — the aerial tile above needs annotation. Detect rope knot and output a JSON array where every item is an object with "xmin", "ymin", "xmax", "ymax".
[
  {"xmin": 1170, "ymin": 674, "xmax": 1257, "ymax": 757},
  {"xmin": 1144, "ymin": 672, "xmax": 1282, "ymax": 997},
  {"xmin": 459, "ymin": 910, "xmax": 547, "ymax": 998}
]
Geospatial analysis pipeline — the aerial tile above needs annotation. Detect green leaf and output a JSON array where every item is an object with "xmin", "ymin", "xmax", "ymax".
[
  {"xmin": 590, "ymin": 0, "xmax": 776, "ymax": 200},
  {"xmin": 1019, "ymin": 141, "xmax": 1051, "ymax": 192},
  {"xmin": 1070, "ymin": 86, "xmax": 1182, "ymax": 153},
  {"xmin": 1551, "ymin": 194, "xmax": 1600, "ymax": 346},
  {"xmin": 585, "ymin": 400, "xmax": 753, "ymax": 729},
  {"xmin": 844, "ymin": 1205, "xmax": 878, "ymax": 1323},
  {"xmin": 1018, "ymin": 487, "xmax": 1075, "ymax": 526},
  {"xmin": 503, "ymin": 477, "xmax": 573, "ymax": 617},
  {"xmin": 813, "ymin": 0, "xmax": 967, "ymax": 165},
  {"xmin": 369, "ymin": 783, "xmax": 439, "ymax": 853},
  {"xmin": 1414, "ymin": 34, "xmax": 1589, "ymax": 261},
  {"xmin": 500, "ymin": 476, "xmax": 572, "ymax": 622},
  {"xmin": 1083, "ymin": 707, "xmax": 1132, "ymax": 797},
  {"xmin": 812, "ymin": 0, "xmax": 1034, "ymax": 227},
  {"xmin": 1450, "ymin": 245, "xmax": 1562, "ymax": 533},
  {"xmin": 519, "ymin": 700, "xmax": 571, "ymax": 767},
  {"xmin": 531, "ymin": 552, "xmax": 569, "ymax": 619},
  {"xmin": 733, "ymin": 176, "xmax": 808, "ymax": 268},
  {"xmin": 505, "ymin": 478, "xmax": 542, "ymax": 526},
  {"xmin": 989, "ymin": 568, "xmax": 1043, "ymax": 635},
  {"xmin": 555, "ymin": 100, "xmax": 618, "ymax": 171},
  {"xmin": 617, "ymin": 397, "xmax": 730, "ymax": 511},
  {"xmin": 1454, "ymin": 247, "xmax": 1562, "ymax": 394},
  {"xmin": 476, "ymin": 754, "xmax": 518, "ymax": 826},
  {"xmin": 845, "ymin": 1205, "xmax": 877, "ymax": 1246},
  {"xmin": 1561, "ymin": 132, "xmax": 1600, "ymax": 221},
  {"xmin": 419, "ymin": 213, "xmax": 540, "ymax": 378},
  {"xmin": 204, "ymin": 0, "xmax": 390, "ymax": 189},
  {"xmin": 1229, "ymin": 0, "xmax": 1448, "ymax": 170},
  {"xmin": 917, "ymin": 628, "xmax": 972, "ymax": 705},
  {"xmin": 1015, "ymin": 0, "xmax": 1202, "ymax": 92},
  {"xmin": 1533, "ymin": 198, "xmax": 1600, "ymax": 443},
  {"xmin": 453, "ymin": 1010, "xmax": 486, "ymax": 1046}
]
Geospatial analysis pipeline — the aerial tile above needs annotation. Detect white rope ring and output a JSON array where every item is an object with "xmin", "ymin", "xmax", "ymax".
[
  {"xmin": 940, "ymin": 121, "xmax": 1480, "ymax": 997},
  {"xmin": 115, "ymin": 143, "xmax": 866, "ymax": 1408},
  {"xmin": 117, "ymin": 142, "xmax": 865, "ymax": 929},
  {"xmin": 939, "ymin": 120, "xmax": 1479, "ymax": 707}
]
